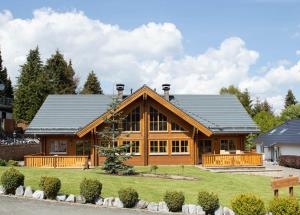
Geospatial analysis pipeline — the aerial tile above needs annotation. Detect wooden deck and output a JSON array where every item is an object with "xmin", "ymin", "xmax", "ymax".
[
  {"xmin": 202, "ymin": 153, "xmax": 263, "ymax": 167},
  {"xmin": 24, "ymin": 155, "xmax": 88, "ymax": 168}
]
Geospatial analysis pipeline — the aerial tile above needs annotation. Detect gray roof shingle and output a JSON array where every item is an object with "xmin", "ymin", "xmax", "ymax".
[
  {"xmin": 254, "ymin": 119, "xmax": 300, "ymax": 147},
  {"xmin": 26, "ymin": 92, "xmax": 259, "ymax": 135}
]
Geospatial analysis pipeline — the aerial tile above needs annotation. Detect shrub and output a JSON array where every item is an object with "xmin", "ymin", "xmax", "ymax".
[
  {"xmin": 118, "ymin": 187, "xmax": 139, "ymax": 208},
  {"xmin": 0, "ymin": 159, "xmax": 7, "ymax": 166},
  {"xmin": 231, "ymin": 193, "xmax": 265, "ymax": 215},
  {"xmin": 80, "ymin": 178, "xmax": 102, "ymax": 203},
  {"xmin": 198, "ymin": 191, "xmax": 219, "ymax": 214},
  {"xmin": 0, "ymin": 168, "xmax": 24, "ymax": 194},
  {"xmin": 150, "ymin": 165, "xmax": 158, "ymax": 174},
  {"xmin": 163, "ymin": 191, "xmax": 185, "ymax": 212},
  {"xmin": 269, "ymin": 197, "xmax": 300, "ymax": 215},
  {"xmin": 278, "ymin": 156, "xmax": 300, "ymax": 169},
  {"xmin": 39, "ymin": 176, "xmax": 61, "ymax": 199},
  {"xmin": 7, "ymin": 160, "xmax": 19, "ymax": 167}
]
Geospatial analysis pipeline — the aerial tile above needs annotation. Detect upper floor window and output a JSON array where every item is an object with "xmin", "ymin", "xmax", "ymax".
[
  {"xmin": 122, "ymin": 106, "xmax": 140, "ymax": 131},
  {"xmin": 171, "ymin": 122, "xmax": 185, "ymax": 131},
  {"xmin": 50, "ymin": 140, "xmax": 67, "ymax": 154},
  {"xmin": 220, "ymin": 139, "xmax": 236, "ymax": 151},
  {"xmin": 150, "ymin": 106, "xmax": 167, "ymax": 131}
]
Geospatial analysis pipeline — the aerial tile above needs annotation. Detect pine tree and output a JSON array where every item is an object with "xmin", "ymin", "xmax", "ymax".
[
  {"xmin": 45, "ymin": 51, "xmax": 77, "ymax": 94},
  {"xmin": 14, "ymin": 47, "xmax": 50, "ymax": 123},
  {"xmin": 96, "ymin": 97, "xmax": 134, "ymax": 175},
  {"xmin": 81, "ymin": 71, "xmax": 103, "ymax": 94},
  {"xmin": 284, "ymin": 89, "xmax": 297, "ymax": 108},
  {"xmin": 0, "ymin": 50, "xmax": 13, "ymax": 98}
]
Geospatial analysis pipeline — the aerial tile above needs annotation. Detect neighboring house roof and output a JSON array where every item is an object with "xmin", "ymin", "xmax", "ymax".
[
  {"xmin": 254, "ymin": 119, "xmax": 300, "ymax": 147},
  {"xmin": 26, "ymin": 85, "xmax": 259, "ymax": 135}
]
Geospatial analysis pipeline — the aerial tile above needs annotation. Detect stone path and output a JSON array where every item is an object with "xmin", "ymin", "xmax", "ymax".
[{"xmin": 0, "ymin": 195, "xmax": 159, "ymax": 215}]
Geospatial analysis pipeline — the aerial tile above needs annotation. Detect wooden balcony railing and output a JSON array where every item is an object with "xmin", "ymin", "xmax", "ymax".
[
  {"xmin": 24, "ymin": 155, "xmax": 88, "ymax": 168},
  {"xmin": 202, "ymin": 153, "xmax": 263, "ymax": 167}
]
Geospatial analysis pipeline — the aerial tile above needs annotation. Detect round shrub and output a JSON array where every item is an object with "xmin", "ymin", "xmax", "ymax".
[
  {"xmin": 269, "ymin": 197, "xmax": 300, "ymax": 215},
  {"xmin": 80, "ymin": 178, "xmax": 102, "ymax": 203},
  {"xmin": 7, "ymin": 160, "xmax": 18, "ymax": 167},
  {"xmin": 0, "ymin": 159, "xmax": 7, "ymax": 166},
  {"xmin": 118, "ymin": 187, "xmax": 139, "ymax": 208},
  {"xmin": 163, "ymin": 191, "xmax": 185, "ymax": 212},
  {"xmin": 0, "ymin": 168, "xmax": 24, "ymax": 194},
  {"xmin": 231, "ymin": 193, "xmax": 265, "ymax": 215},
  {"xmin": 198, "ymin": 191, "xmax": 219, "ymax": 214},
  {"xmin": 39, "ymin": 176, "xmax": 61, "ymax": 199}
]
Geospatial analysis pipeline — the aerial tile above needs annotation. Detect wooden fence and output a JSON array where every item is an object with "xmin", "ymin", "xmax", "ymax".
[
  {"xmin": 24, "ymin": 155, "xmax": 88, "ymax": 168},
  {"xmin": 202, "ymin": 153, "xmax": 263, "ymax": 167}
]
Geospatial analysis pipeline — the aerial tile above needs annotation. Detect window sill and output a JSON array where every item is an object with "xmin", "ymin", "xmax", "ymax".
[
  {"xmin": 122, "ymin": 131, "xmax": 141, "ymax": 133},
  {"xmin": 149, "ymin": 131, "xmax": 168, "ymax": 133},
  {"xmin": 171, "ymin": 131, "xmax": 188, "ymax": 133},
  {"xmin": 171, "ymin": 153, "xmax": 190, "ymax": 155},
  {"xmin": 149, "ymin": 153, "xmax": 168, "ymax": 156},
  {"xmin": 126, "ymin": 153, "xmax": 141, "ymax": 156}
]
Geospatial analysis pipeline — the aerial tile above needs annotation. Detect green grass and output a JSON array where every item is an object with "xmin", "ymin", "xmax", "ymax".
[{"xmin": 0, "ymin": 166, "xmax": 298, "ymax": 206}]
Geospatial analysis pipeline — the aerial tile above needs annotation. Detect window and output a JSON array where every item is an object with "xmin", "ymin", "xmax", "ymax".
[
  {"xmin": 171, "ymin": 122, "xmax": 185, "ymax": 131},
  {"xmin": 199, "ymin": 140, "xmax": 212, "ymax": 153},
  {"xmin": 220, "ymin": 139, "xmax": 236, "ymax": 151},
  {"xmin": 150, "ymin": 140, "xmax": 168, "ymax": 154},
  {"xmin": 122, "ymin": 106, "xmax": 140, "ymax": 131},
  {"xmin": 172, "ymin": 140, "xmax": 189, "ymax": 154},
  {"xmin": 76, "ymin": 140, "xmax": 91, "ymax": 156},
  {"xmin": 50, "ymin": 140, "xmax": 67, "ymax": 154},
  {"xmin": 150, "ymin": 107, "xmax": 167, "ymax": 131},
  {"xmin": 122, "ymin": 140, "xmax": 140, "ymax": 155}
]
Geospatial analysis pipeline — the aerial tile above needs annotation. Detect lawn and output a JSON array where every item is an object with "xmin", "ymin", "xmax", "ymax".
[{"xmin": 0, "ymin": 166, "xmax": 298, "ymax": 206}]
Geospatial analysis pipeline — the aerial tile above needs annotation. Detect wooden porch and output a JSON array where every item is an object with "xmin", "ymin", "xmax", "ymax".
[
  {"xmin": 202, "ymin": 153, "xmax": 263, "ymax": 167},
  {"xmin": 24, "ymin": 155, "xmax": 89, "ymax": 168}
]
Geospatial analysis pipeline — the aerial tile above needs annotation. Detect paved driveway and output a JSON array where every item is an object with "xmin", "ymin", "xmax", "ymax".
[{"xmin": 0, "ymin": 196, "xmax": 158, "ymax": 215}]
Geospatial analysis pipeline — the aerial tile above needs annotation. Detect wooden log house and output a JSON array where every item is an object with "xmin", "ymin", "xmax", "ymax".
[{"xmin": 25, "ymin": 84, "xmax": 262, "ymax": 168}]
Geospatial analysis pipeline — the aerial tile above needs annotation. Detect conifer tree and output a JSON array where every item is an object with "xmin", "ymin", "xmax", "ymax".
[
  {"xmin": 45, "ymin": 51, "xmax": 77, "ymax": 94},
  {"xmin": 284, "ymin": 89, "xmax": 297, "ymax": 108},
  {"xmin": 14, "ymin": 47, "xmax": 49, "ymax": 123},
  {"xmin": 0, "ymin": 50, "xmax": 13, "ymax": 98},
  {"xmin": 81, "ymin": 71, "xmax": 103, "ymax": 94},
  {"xmin": 97, "ymin": 97, "xmax": 134, "ymax": 175}
]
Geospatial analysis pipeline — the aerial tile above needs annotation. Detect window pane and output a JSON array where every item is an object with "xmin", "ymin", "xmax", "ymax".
[
  {"xmin": 159, "ymin": 141, "xmax": 167, "ymax": 153},
  {"xmin": 228, "ymin": 140, "xmax": 235, "ymax": 151},
  {"xmin": 51, "ymin": 140, "xmax": 67, "ymax": 153},
  {"xmin": 122, "ymin": 114, "xmax": 130, "ymax": 131},
  {"xmin": 132, "ymin": 141, "xmax": 140, "ymax": 154},
  {"xmin": 220, "ymin": 140, "xmax": 228, "ymax": 150},
  {"xmin": 204, "ymin": 140, "xmax": 212, "ymax": 153},
  {"xmin": 123, "ymin": 141, "xmax": 131, "ymax": 153},
  {"xmin": 172, "ymin": 141, "xmax": 180, "ymax": 152},
  {"xmin": 84, "ymin": 142, "xmax": 91, "ymax": 156},
  {"xmin": 159, "ymin": 113, "xmax": 167, "ymax": 131},
  {"xmin": 150, "ymin": 141, "xmax": 158, "ymax": 153},
  {"xmin": 150, "ymin": 107, "xmax": 158, "ymax": 131},
  {"xmin": 131, "ymin": 107, "xmax": 140, "ymax": 131},
  {"xmin": 181, "ymin": 140, "xmax": 188, "ymax": 153}
]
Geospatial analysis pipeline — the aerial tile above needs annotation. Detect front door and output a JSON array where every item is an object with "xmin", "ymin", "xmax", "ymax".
[{"xmin": 198, "ymin": 139, "xmax": 213, "ymax": 163}]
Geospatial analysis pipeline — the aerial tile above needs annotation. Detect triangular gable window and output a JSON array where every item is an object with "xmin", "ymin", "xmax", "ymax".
[{"xmin": 171, "ymin": 121, "xmax": 186, "ymax": 131}]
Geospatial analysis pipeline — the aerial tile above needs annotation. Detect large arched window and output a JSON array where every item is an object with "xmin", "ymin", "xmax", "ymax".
[{"xmin": 122, "ymin": 106, "xmax": 140, "ymax": 131}]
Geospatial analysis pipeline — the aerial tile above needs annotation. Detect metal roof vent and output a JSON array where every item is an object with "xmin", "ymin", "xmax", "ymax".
[
  {"xmin": 162, "ymin": 84, "xmax": 170, "ymax": 101},
  {"xmin": 116, "ymin": 84, "xmax": 125, "ymax": 100}
]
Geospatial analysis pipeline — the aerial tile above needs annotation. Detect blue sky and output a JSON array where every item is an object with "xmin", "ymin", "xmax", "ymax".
[{"xmin": 0, "ymin": 0, "xmax": 299, "ymax": 113}]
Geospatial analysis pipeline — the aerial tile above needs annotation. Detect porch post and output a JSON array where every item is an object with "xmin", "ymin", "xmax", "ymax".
[{"xmin": 90, "ymin": 130, "xmax": 94, "ymax": 166}]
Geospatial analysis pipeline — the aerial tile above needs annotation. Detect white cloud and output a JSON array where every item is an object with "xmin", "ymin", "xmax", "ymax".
[{"xmin": 0, "ymin": 8, "xmax": 299, "ymax": 115}]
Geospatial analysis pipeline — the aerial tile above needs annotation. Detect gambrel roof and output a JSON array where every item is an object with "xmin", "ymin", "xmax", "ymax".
[
  {"xmin": 254, "ymin": 119, "xmax": 300, "ymax": 147},
  {"xmin": 26, "ymin": 85, "xmax": 259, "ymax": 136}
]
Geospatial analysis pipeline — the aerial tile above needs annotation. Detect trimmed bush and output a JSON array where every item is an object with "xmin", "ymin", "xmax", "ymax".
[
  {"xmin": 7, "ymin": 160, "xmax": 19, "ymax": 167},
  {"xmin": 278, "ymin": 155, "xmax": 300, "ymax": 169},
  {"xmin": 80, "ymin": 178, "xmax": 102, "ymax": 203},
  {"xmin": 269, "ymin": 197, "xmax": 300, "ymax": 215},
  {"xmin": 231, "ymin": 193, "xmax": 265, "ymax": 215},
  {"xmin": 118, "ymin": 187, "xmax": 139, "ymax": 208},
  {"xmin": 0, "ymin": 159, "xmax": 7, "ymax": 166},
  {"xmin": 0, "ymin": 168, "xmax": 24, "ymax": 194},
  {"xmin": 39, "ymin": 176, "xmax": 61, "ymax": 199},
  {"xmin": 198, "ymin": 191, "xmax": 219, "ymax": 214},
  {"xmin": 163, "ymin": 191, "xmax": 185, "ymax": 212}
]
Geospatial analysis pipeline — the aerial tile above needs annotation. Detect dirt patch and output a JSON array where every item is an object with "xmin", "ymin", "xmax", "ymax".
[{"xmin": 138, "ymin": 173, "xmax": 199, "ymax": 181}]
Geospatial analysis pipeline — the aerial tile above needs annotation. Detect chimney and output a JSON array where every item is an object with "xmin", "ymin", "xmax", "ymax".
[
  {"xmin": 116, "ymin": 84, "xmax": 125, "ymax": 100},
  {"xmin": 162, "ymin": 84, "xmax": 170, "ymax": 100}
]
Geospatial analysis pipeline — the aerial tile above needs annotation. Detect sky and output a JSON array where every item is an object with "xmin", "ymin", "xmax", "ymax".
[{"xmin": 0, "ymin": 0, "xmax": 300, "ymax": 114}]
